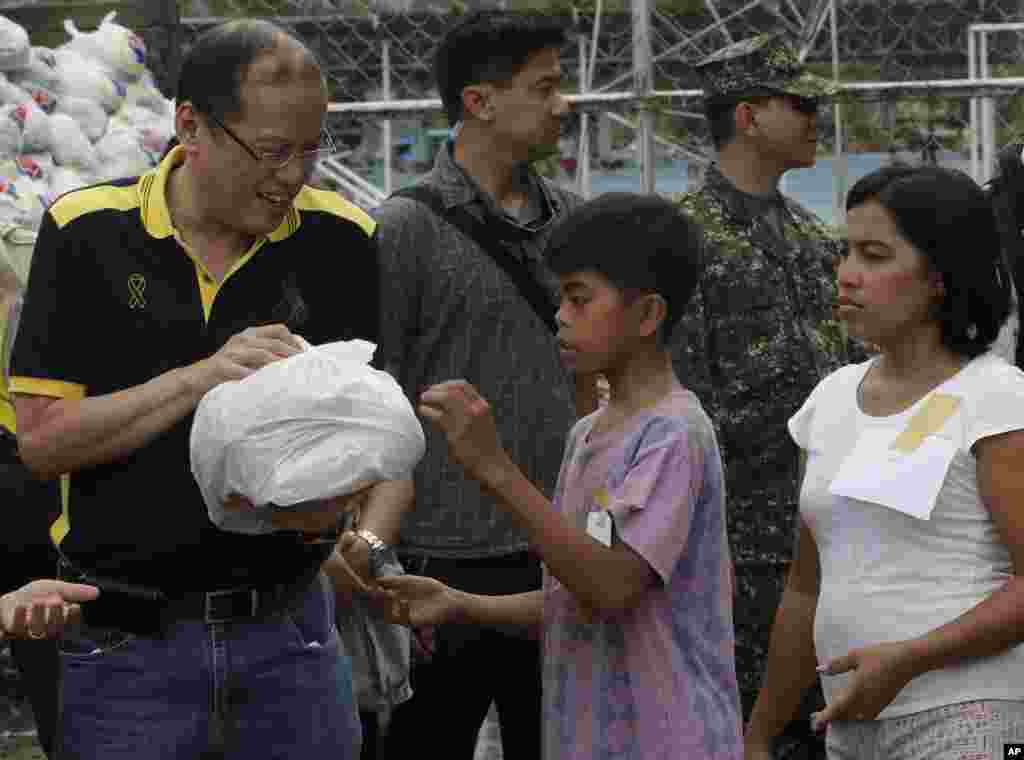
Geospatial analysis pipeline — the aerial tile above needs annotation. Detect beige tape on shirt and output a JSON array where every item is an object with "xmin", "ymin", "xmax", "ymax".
[{"xmin": 891, "ymin": 393, "xmax": 961, "ymax": 453}]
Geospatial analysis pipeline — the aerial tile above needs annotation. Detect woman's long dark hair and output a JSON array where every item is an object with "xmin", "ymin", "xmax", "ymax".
[{"xmin": 986, "ymin": 143, "xmax": 1024, "ymax": 367}]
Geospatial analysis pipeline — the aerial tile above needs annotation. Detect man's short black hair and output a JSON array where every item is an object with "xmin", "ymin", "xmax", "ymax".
[
  {"xmin": 434, "ymin": 11, "xmax": 568, "ymax": 127},
  {"xmin": 176, "ymin": 19, "xmax": 320, "ymax": 121},
  {"xmin": 704, "ymin": 91, "xmax": 777, "ymax": 149},
  {"xmin": 545, "ymin": 193, "xmax": 705, "ymax": 342},
  {"xmin": 846, "ymin": 166, "xmax": 1011, "ymax": 358}
]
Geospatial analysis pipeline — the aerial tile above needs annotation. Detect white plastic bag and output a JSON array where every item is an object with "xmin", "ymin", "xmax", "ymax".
[
  {"xmin": 0, "ymin": 104, "xmax": 22, "ymax": 157},
  {"xmin": 22, "ymin": 84, "xmax": 57, "ymax": 114},
  {"xmin": 48, "ymin": 113, "xmax": 98, "ymax": 171},
  {"xmin": 9, "ymin": 47, "xmax": 61, "ymax": 91},
  {"xmin": 0, "ymin": 72, "xmax": 29, "ymax": 106},
  {"xmin": 191, "ymin": 339, "xmax": 426, "ymax": 535},
  {"xmin": 0, "ymin": 173, "xmax": 44, "ymax": 227},
  {"xmin": 47, "ymin": 164, "xmax": 90, "ymax": 203},
  {"xmin": 63, "ymin": 12, "xmax": 146, "ymax": 82},
  {"xmin": 125, "ymin": 71, "xmax": 170, "ymax": 116},
  {"xmin": 10, "ymin": 154, "xmax": 48, "ymax": 206},
  {"xmin": 0, "ymin": 220, "xmax": 36, "ymax": 285},
  {"xmin": 0, "ymin": 16, "xmax": 30, "ymax": 72},
  {"xmin": 94, "ymin": 126, "xmax": 150, "ymax": 179},
  {"xmin": 53, "ymin": 48, "xmax": 124, "ymax": 114},
  {"xmin": 13, "ymin": 100, "xmax": 51, "ymax": 153},
  {"xmin": 55, "ymin": 94, "xmax": 108, "ymax": 141}
]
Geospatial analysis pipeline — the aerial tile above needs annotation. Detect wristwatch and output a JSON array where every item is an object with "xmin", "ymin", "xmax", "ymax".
[{"xmin": 355, "ymin": 529, "xmax": 390, "ymax": 575}]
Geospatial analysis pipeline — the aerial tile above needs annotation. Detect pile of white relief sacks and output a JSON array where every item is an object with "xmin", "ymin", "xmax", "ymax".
[{"xmin": 0, "ymin": 11, "xmax": 174, "ymax": 284}]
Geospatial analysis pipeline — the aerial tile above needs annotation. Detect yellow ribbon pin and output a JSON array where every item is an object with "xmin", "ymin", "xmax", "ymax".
[{"xmin": 128, "ymin": 273, "xmax": 147, "ymax": 309}]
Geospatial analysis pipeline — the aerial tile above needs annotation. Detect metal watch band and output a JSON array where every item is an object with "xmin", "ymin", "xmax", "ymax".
[{"xmin": 355, "ymin": 529, "xmax": 388, "ymax": 554}]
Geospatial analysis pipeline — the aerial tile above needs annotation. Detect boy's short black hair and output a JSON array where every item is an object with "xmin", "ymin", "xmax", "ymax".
[
  {"xmin": 434, "ymin": 11, "xmax": 568, "ymax": 127},
  {"xmin": 545, "ymin": 193, "xmax": 705, "ymax": 341},
  {"xmin": 846, "ymin": 166, "xmax": 1011, "ymax": 358}
]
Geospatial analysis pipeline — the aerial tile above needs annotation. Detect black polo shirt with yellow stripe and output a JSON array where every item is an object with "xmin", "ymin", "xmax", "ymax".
[{"xmin": 10, "ymin": 146, "xmax": 379, "ymax": 592}]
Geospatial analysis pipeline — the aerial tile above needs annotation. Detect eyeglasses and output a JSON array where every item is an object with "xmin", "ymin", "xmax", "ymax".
[
  {"xmin": 205, "ymin": 113, "xmax": 338, "ymax": 169},
  {"xmin": 783, "ymin": 94, "xmax": 822, "ymax": 115}
]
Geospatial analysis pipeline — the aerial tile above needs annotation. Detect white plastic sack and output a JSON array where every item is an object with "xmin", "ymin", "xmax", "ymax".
[
  {"xmin": 0, "ymin": 172, "xmax": 44, "ymax": 227},
  {"xmin": 0, "ymin": 104, "xmax": 22, "ymax": 157},
  {"xmin": 105, "ymin": 110, "xmax": 174, "ymax": 166},
  {"xmin": 191, "ymin": 339, "xmax": 426, "ymax": 535},
  {"xmin": 63, "ymin": 12, "xmax": 146, "ymax": 82},
  {"xmin": 22, "ymin": 84, "xmax": 57, "ymax": 114},
  {"xmin": 137, "ymin": 124, "xmax": 172, "ymax": 164},
  {"xmin": 111, "ymin": 104, "xmax": 165, "ymax": 128},
  {"xmin": 55, "ymin": 94, "xmax": 108, "ymax": 141},
  {"xmin": 48, "ymin": 113, "xmax": 98, "ymax": 171},
  {"xmin": 0, "ymin": 220, "xmax": 36, "ymax": 286},
  {"xmin": 47, "ymin": 164, "xmax": 90, "ymax": 203},
  {"xmin": 94, "ymin": 126, "xmax": 150, "ymax": 179},
  {"xmin": 10, "ymin": 154, "xmax": 48, "ymax": 205},
  {"xmin": 9, "ymin": 47, "xmax": 61, "ymax": 91},
  {"xmin": 53, "ymin": 48, "xmax": 124, "ymax": 114},
  {"xmin": 13, "ymin": 101, "xmax": 51, "ymax": 153},
  {"xmin": 0, "ymin": 72, "xmax": 28, "ymax": 106},
  {"xmin": 0, "ymin": 17, "xmax": 30, "ymax": 72},
  {"xmin": 125, "ymin": 71, "xmax": 170, "ymax": 116}
]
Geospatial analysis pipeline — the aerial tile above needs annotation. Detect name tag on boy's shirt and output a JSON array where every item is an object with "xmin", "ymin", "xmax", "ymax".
[
  {"xmin": 828, "ymin": 393, "xmax": 961, "ymax": 521},
  {"xmin": 585, "ymin": 487, "xmax": 613, "ymax": 547},
  {"xmin": 586, "ymin": 510, "xmax": 613, "ymax": 547}
]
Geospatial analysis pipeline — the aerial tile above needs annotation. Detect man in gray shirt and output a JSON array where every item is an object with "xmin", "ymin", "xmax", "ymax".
[{"xmin": 371, "ymin": 11, "xmax": 591, "ymax": 758}]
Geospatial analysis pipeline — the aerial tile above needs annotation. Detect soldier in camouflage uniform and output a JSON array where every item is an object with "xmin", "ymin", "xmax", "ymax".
[{"xmin": 671, "ymin": 34, "xmax": 855, "ymax": 758}]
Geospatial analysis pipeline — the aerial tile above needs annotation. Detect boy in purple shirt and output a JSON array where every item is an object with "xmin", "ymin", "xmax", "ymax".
[{"xmin": 380, "ymin": 193, "xmax": 742, "ymax": 760}]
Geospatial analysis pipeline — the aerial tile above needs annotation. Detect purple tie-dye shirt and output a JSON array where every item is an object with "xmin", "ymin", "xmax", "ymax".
[{"xmin": 542, "ymin": 384, "xmax": 742, "ymax": 760}]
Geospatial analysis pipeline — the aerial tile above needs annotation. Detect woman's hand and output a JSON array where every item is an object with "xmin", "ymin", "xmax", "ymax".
[{"xmin": 811, "ymin": 640, "xmax": 918, "ymax": 731}]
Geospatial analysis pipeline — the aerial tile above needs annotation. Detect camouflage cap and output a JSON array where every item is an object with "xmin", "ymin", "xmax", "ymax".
[{"xmin": 695, "ymin": 33, "xmax": 838, "ymax": 99}]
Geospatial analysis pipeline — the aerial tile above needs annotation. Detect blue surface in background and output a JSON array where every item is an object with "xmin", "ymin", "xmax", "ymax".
[{"xmin": 586, "ymin": 153, "xmax": 947, "ymax": 224}]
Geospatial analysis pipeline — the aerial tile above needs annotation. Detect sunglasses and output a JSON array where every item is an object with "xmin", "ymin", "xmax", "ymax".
[{"xmin": 783, "ymin": 94, "xmax": 823, "ymax": 115}]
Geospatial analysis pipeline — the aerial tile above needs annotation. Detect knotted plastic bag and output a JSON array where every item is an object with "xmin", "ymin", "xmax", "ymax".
[
  {"xmin": 62, "ymin": 12, "xmax": 146, "ymax": 82},
  {"xmin": 0, "ymin": 17, "xmax": 30, "ymax": 72},
  {"xmin": 53, "ymin": 48, "xmax": 124, "ymax": 114},
  {"xmin": 191, "ymin": 339, "xmax": 426, "ymax": 535}
]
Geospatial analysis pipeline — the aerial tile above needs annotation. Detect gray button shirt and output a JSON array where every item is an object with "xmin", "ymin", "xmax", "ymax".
[{"xmin": 372, "ymin": 143, "xmax": 581, "ymax": 558}]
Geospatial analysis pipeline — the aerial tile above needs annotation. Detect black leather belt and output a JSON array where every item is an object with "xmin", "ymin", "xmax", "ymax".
[
  {"xmin": 59, "ymin": 558, "xmax": 319, "ymax": 635},
  {"xmin": 166, "ymin": 573, "xmax": 317, "ymax": 625}
]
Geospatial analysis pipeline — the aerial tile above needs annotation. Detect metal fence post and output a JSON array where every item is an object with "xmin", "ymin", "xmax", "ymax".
[
  {"xmin": 382, "ymin": 37, "xmax": 393, "ymax": 196},
  {"xmin": 632, "ymin": 0, "xmax": 655, "ymax": 194}
]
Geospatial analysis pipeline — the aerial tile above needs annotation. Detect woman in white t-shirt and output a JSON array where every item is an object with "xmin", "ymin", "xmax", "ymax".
[{"xmin": 744, "ymin": 166, "xmax": 1024, "ymax": 760}]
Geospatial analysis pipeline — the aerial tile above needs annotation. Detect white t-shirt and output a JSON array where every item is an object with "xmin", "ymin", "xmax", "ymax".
[{"xmin": 788, "ymin": 352, "xmax": 1024, "ymax": 718}]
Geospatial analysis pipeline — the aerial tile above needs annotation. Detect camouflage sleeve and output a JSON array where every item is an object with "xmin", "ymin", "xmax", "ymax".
[{"xmin": 670, "ymin": 191, "xmax": 722, "ymax": 420}]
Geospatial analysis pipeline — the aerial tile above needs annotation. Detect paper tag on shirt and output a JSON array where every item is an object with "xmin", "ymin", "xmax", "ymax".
[
  {"xmin": 891, "ymin": 393, "xmax": 961, "ymax": 453},
  {"xmin": 586, "ymin": 510, "xmax": 613, "ymax": 547},
  {"xmin": 829, "ymin": 426, "xmax": 957, "ymax": 520}
]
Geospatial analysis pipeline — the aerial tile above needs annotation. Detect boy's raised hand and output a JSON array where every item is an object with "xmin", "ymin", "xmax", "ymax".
[
  {"xmin": 419, "ymin": 380, "xmax": 511, "ymax": 485},
  {"xmin": 377, "ymin": 575, "xmax": 462, "ymax": 627}
]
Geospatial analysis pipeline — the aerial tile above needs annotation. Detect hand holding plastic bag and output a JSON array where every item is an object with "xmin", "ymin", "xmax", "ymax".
[{"xmin": 191, "ymin": 339, "xmax": 426, "ymax": 535}]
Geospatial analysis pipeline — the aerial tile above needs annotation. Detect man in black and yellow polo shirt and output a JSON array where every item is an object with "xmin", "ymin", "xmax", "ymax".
[{"xmin": 10, "ymin": 19, "xmax": 389, "ymax": 760}]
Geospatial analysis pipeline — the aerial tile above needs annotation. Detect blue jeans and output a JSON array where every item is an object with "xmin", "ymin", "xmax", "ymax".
[{"xmin": 55, "ymin": 573, "xmax": 361, "ymax": 760}]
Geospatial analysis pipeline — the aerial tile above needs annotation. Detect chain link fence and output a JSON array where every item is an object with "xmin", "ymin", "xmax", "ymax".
[{"xmin": 168, "ymin": 1, "xmax": 1024, "ymax": 208}]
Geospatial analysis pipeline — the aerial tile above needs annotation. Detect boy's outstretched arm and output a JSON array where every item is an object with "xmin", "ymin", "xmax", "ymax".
[
  {"xmin": 419, "ymin": 381, "xmax": 657, "ymax": 617},
  {"xmin": 377, "ymin": 575, "xmax": 543, "ymax": 639}
]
